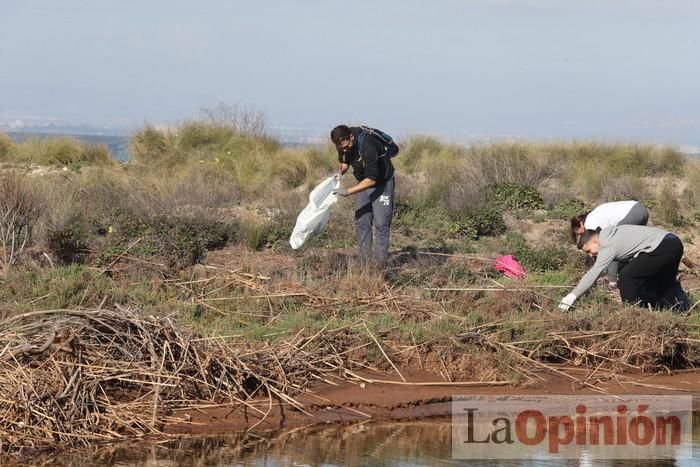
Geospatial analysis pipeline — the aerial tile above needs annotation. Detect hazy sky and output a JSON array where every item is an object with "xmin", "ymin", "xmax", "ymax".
[{"xmin": 1, "ymin": 0, "xmax": 699, "ymax": 145}]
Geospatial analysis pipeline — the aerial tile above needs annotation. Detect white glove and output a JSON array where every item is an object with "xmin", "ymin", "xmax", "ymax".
[
  {"xmin": 332, "ymin": 186, "xmax": 349, "ymax": 197},
  {"xmin": 559, "ymin": 293, "xmax": 577, "ymax": 311}
]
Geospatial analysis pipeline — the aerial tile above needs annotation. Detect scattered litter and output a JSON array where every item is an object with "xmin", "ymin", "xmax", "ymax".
[{"xmin": 494, "ymin": 254, "xmax": 526, "ymax": 279}]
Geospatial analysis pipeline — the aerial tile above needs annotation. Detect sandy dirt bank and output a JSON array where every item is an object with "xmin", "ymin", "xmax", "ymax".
[{"xmin": 167, "ymin": 367, "xmax": 700, "ymax": 436}]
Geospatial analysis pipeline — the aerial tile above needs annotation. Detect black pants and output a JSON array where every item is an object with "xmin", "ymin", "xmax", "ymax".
[{"xmin": 618, "ymin": 235, "xmax": 689, "ymax": 311}]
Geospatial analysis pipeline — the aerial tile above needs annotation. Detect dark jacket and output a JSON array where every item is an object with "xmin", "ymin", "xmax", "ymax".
[{"xmin": 337, "ymin": 127, "xmax": 395, "ymax": 183}]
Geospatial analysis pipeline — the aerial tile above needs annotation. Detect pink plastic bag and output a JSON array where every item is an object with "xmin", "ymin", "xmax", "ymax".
[{"xmin": 493, "ymin": 255, "xmax": 526, "ymax": 279}]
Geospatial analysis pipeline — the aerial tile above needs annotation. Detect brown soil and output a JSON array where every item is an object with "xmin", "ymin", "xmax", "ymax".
[{"xmin": 166, "ymin": 367, "xmax": 700, "ymax": 436}]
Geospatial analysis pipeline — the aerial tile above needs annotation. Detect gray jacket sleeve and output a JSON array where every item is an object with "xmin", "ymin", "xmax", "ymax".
[{"xmin": 571, "ymin": 245, "xmax": 616, "ymax": 298}]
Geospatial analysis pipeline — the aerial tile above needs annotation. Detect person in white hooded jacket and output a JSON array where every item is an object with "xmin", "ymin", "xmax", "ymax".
[
  {"xmin": 560, "ymin": 224, "xmax": 689, "ymax": 312},
  {"xmin": 569, "ymin": 200, "xmax": 649, "ymax": 287}
]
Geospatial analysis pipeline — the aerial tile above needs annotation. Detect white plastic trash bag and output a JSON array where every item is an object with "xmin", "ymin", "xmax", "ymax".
[{"xmin": 289, "ymin": 176, "xmax": 340, "ymax": 249}]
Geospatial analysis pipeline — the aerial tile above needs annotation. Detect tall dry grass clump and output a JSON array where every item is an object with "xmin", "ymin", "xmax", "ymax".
[
  {"xmin": 129, "ymin": 118, "xmax": 334, "ymax": 201},
  {"xmin": 566, "ymin": 143, "xmax": 685, "ymax": 201},
  {"xmin": 466, "ymin": 142, "xmax": 560, "ymax": 187},
  {"xmin": 395, "ymin": 139, "xmax": 557, "ymax": 216},
  {"xmin": 0, "ymin": 174, "xmax": 42, "ymax": 270},
  {"xmin": 656, "ymin": 183, "xmax": 686, "ymax": 227},
  {"xmin": 395, "ymin": 137, "xmax": 474, "ymax": 212},
  {"xmin": 129, "ymin": 125, "xmax": 180, "ymax": 165},
  {"xmin": 3, "ymin": 137, "xmax": 113, "ymax": 167},
  {"xmin": 396, "ymin": 136, "xmax": 448, "ymax": 175},
  {"xmin": 130, "ymin": 104, "xmax": 277, "ymax": 168},
  {"xmin": 598, "ymin": 175, "xmax": 649, "ymax": 202},
  {"xmin": 0, "ymin": 133, "xmax": 12, "ymax": 159},
  {"xmin": 681, "ymin": 159, "xmax": 700, "ymax": 209}
]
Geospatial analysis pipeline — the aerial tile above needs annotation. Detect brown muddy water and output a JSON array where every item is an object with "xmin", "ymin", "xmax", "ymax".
[{"xmin": 13, "ymin": 415, "xmax": 700, "ymax": 466}]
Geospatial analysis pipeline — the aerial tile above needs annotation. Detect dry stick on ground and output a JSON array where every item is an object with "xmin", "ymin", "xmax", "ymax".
[
  {"xmin": 343, "ymin": 369, "xmax": 511, "ymax": 387},
  {"xmin": 363, "ymin": 322, "xmax": 406, "ymax": 382},
  {"xmin": 492, "ymin": 340, "xmax": 609, "ymax": 394},
  {"xmin": 415, "ymin": 251, "xmax": 493, "ymax": 260},
  {"xmin": 425, "ymin": 287, "xmax": 567, "ymax": 292},
  {"xmin": 686, "ymin": 299, "xmax": 700, "ymax": 315},
  {"xmin": 100, "ymin": 238, "xmax": 142, "ymax": 273},
  {"xmin": 622, "ymin": 380, "xmax": 692, "ymax": 392}
]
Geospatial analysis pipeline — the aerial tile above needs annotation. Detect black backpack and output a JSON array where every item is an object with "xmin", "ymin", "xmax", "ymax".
[{"xmin": 357, "ymin": 125, "xmax": 400, "ymax": 158}]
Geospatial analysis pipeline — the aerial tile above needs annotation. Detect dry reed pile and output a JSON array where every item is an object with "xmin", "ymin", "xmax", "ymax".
[
  {"xmin": 455, "ymin": 307, "xmax": 700, "ymax": 391},
  {"xmin": 0, "ymin": 308, "xmax": 349, "ymax": 457}
]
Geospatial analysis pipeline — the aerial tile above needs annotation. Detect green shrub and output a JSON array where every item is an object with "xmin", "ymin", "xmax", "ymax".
[
  {"xmin": 107, "ymin": 213, "xmax": 236, "ymax": 267},
  {"xmin": 394, "ymin": 199, "xmax": 457, "ymax": 232},
  {"xmin": 241, "ymin": 217, "xmax": 292, "ymax": 251},
  {"xmin": 505, "ymin": 232, "xmax": 568, "ymax": 272},
  {"xmin": 395, "ymin": 199, "xmax": 505, "ymax": 241},
  {"xmin": 548, "ymin": 198, "xmax": 586, "ymax": 220},
  {"xmin": 395, "ymin": 200, "xmax": 466, "ymax": 245},
  {"xmin": 489, "ymin": 183, "xmax": 544, "ymax": 211},
  {"xmin": 263, "ymin": 221, "xmax": 294, "ymax": 249},
  {"xmin": 455, "ymin": 208, "xmax": 507, "ymax": 240}
]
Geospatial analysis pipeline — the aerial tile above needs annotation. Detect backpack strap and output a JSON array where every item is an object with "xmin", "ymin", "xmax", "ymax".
[
  {"xmin": 359, "ymin": 125, "xmax": 390, "ymax": 145},
  {"xmin": 358, "ymin": 125, "xmax": 399, "ymax": 159},
  {"xmin": 356, "ymin": 129, "xmax": 368, "ymax": 158}
]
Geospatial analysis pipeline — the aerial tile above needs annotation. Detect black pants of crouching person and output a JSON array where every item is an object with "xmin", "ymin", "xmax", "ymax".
[{"xmin": 618, "ymin": 234, "xmax": 690, "ymax": 311}]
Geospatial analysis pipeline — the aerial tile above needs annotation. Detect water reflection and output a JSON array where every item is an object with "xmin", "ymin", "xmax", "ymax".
[{"xmin": 19, "ymin": 415, "xmax": 700, "ymax": 466}]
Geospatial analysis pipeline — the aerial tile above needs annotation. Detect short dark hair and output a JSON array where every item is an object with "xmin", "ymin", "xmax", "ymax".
[
  {"xmin": 330, "ymin": 125, "xmax": 352, "ymax": 145},
  {"xmin": 569, "ymin": 212, "xmax": 590, "ymax": 244},
  {"xmin": 577, "ymin": 228, "xmax": 600, "ymax": 250}
]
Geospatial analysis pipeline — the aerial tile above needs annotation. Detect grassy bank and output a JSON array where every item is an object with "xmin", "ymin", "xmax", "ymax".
[{"xmin": 2, "ymin": 120, "xmax": 700, "ymax": 455}]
